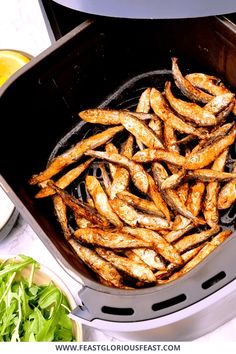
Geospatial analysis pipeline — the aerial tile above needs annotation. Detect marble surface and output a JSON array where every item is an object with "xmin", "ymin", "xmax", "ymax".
[{"xmin": 1, "ymin": 0, "xmax": 236, "ymax": 343}]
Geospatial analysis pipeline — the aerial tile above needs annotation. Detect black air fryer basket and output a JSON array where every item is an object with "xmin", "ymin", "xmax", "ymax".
[{"xmin": 1, "ymin": 16, "xmax": 236, "ymax": 339}]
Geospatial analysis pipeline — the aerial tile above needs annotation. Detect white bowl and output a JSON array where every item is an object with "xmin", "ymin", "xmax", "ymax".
[
  {"xmin": 0, "ymin": 186, "xmax": 18, "ymax": 241},
  {"xmin": 0, "ymin": 255, "xmax": 83, "ymax": 342}
]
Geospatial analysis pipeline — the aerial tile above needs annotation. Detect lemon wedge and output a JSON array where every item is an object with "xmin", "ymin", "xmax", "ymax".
[{"xmin": 0, "ymin": 50, "xmax": 30, "ymax": 87}]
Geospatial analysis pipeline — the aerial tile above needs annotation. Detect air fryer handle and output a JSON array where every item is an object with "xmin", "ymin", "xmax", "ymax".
[{"xmin": 70, "ymin": 286, "xmax": 150, "ymax": 323}]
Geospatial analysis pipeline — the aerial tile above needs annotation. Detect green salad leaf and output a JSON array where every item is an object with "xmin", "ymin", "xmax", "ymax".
[{"xmin": 0, "ymin": 255, "xmax": 75, "ymax": 342}]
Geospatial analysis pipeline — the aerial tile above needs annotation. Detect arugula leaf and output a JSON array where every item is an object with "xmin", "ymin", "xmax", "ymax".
[
  {"xmin": 0, "ymin": 255, "xmax": 75, "ymax": 342},
  {"xmin": 0, "ymin": 256, "xmax": 38, "ymax": 278}
]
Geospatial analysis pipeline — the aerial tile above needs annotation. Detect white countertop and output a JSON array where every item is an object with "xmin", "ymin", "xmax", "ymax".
[{"xmin": 1, "ymin": 0, "xmax": 236, "ymax": 343}]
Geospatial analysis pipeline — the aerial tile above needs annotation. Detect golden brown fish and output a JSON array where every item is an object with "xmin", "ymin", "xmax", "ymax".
[
  {"xmin": 185, "ymin": 72, "xmax": 236, "ymax": 115},
  {"xmin": 79, "ymin": 108, "xmax": 121, "ymax": 125},
  {"xmin": 203, "ymin": 149, "xmax": 228, "ymax": 227},
  {"xmin": 85, "ymin": 175, "xmax": 123, "ymax": 227},
  {"xmin": 164, "ymin": 81, "xmax": 217, "ymax": 126},
  {"xmin": 127, "ymin": 248, "xmax": 166, "ymax": 271},
  {"xmin": 110, "ymin": 167, "xmax": 130, "ymax": 200},
  {"xmin": 109, "ymin": 197, "xmax": 139, "ymax": 227},
  {"xmin": 85, "ymin": 150, "xmax": 149, "ymax": 193},
  {"xmin": 99, "ymin": 163, "xmax": 112, "ymax": 197},
  {"xmin": 150, "ymin": 87, "xmax": 207, "ymax": 138},
  {"xmin": 187, "ymin": 169, "xmax": 236, "ymax": 182},
  {"xmin": 193, "ymin": 122, "xmax": 235, "ymax": 154},
  {"xmin": 136, "ymin": 87, "xmax": 151, "ymax": 113},
  {"xmin": 163, "ymin": 122, "xmax": 179, "ymax": 154},
  {"xmin": 29, "ymin": 125, "xmax": 124, "ymax": 185},
  {"xmin": 161, "ymin": 170, "xmax": 186, "ymax": 190},
  {"xmin": 110, "ymin": 198, "xmax": 170, "ymax": 230},
  {"xmin": 119, "ymin": 111, "xmax": 164, "ymax": 149},
  {"xmin": 105, "ymin": 142, "xmax": 118, "ymax": 178},
  {"xmin": 204, "ymin": 92, "xmax": 235, "ymax": 116},
  {"xmin": 218, "ymin": 163, "xmax": 236, "ymax": 209},
  {"xmin": 74, "ymin": 213, "xmax": 93, "ymax": 229},
  {"xmin": 161, "ymin": 230, "xmax": 232, "ymax": 283},
  {"xmin": 147, "ymin": 173, "xmax": 171, "ymax": 223},
  {"xmin": 117, "ymin": 190, "xmax": 165, "ymax": 217},
  {"xmin": 74, "ymin": 227, "xmax": 152, "ymax": 248},
  {"xmin": 36, "ymin": 158, "xmax": 94, "ymax": 198},
  {"xmin": 163, "ymin": 122, "xmax": 180, "ymax": 174},
  {"xmin": 79, "ymin": 108, "xmax": 155, "ymax": 125},
  {"xmin": 162, "ymin": 188, "xmax": 205, "ymax": 225},
  {"xmin": 96, "ymin": 248, "xmax": 156, "ymax": 283},
  {"xmin": 149, "ymin": 118, "xmax": 163, "ymax": 139},
  {"xmin": 48, "ymin": 182, "xmax": 110, "ymax": 227},
  {"xmin": 121, "ymin": 134, "xmax": 134, "ymax": 158},
  {"xmin": 186, "ymin": 181, "xmax": 205, "ymax": 217},
  {"xmin": 218, "ymin": 180, "xmax": 236, "ymax": 209},
  {"xmin": 165, "ymin": 222, "xmax": 194, "ymax": 243},
  {"xmin": 174, "ymin": 226, "xmax": 220, "ymax": 253},
  {"xmin": 136, "ymin": 88, "xmax": 152, "ymax": 149},
  {"xmin": 122, "ymin": 227, "xmax": 183, "ymax": 265},
  {"xmin": 69, "ymin": 240, "xmax": 123, "ymax": 287},
  {"xmin": 177, "ymin": 183, "xmax": 189, "ymax": 205},
  {"xmin": 172, "ymin": 214, "xmax": 192, "ymax": 230},
  {"xmin": 155, "ymin": 245, "xmax": 204, "ymax": 280},
  {"xmin": 109, "ymin": 135, "xmax": 133, "ymax": 199},
  {"xmin": 152, "ymin": 163, "xmax": 205, "ymax": 225},
  {"xmin": 185, "ymin": 73, "xmax": 224, "ymax": 95},
  {"xmin": 53, "ymin": 195, "xmax": 71, "ymax": 240},
  {"xmin": 171, "ymin": 58, "xmax": 213, "ymax": 104},
  {"xmin": 132, "ymin": 148, "xmax": 186, "ymax": 166},
  {"xmin": 185, "ymin": 125, "xmax": 236, "ymax": 170}
]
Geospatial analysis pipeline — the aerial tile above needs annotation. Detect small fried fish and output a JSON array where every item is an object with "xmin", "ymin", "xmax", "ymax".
[
  {"xmin": 186, "ymin": 181, "xmax": 205, "ymax": 217},
  {"xmin": 161, "ymin": 170, "xmax": 186, "ymax": 190},
  {"xmin": 161, "ymin": 230, "xmax": 232, "ymax": 283},
  {"xmin": 79, "ymin": 108, "xmax": 155, "ymax": 125},
  {"xmin": 164, "ymin": 81, "xmax": 217, "ymax": 126},
  {"xmin": 53, "ymin": 195, "xmax": 71, "ymax": 240},
  {"xmin": 165, "ymin": 222, "xmax": 194, "ymax": 243},
  {"xmin": 218, "ymin": 163, "xmax": 236, "ymax": 209},
  {"xmin": 119, "ymin": 111, "xmax": 164, "ymax": 149},
  {"xmin": 185, "ymin": 125, "xmax": 236, "ymax": 170},
  {"xmin": 147, "ymin": 173, "xmax": 171, "ymax": 223},
  {"xmin": 36, "ymin": 158, "xmax": 94, "ymax": 198},
  {"xmin": 86, "ymin": 175, "xmax": 123, "ymax": 227},
  {"xmin": 29, "ymin": 125, "xmax": 124, "ymax": 185},
  {"xmin": 110, "ymin": 198, "xmax": 170, "ymax": 230},
  {"xmin": 171, "ymin": 58, "xmax": 213, "ymax": 104},
  {"xmin": 127, "ymin": 248, "xmax": 166, "ymax": 271},
  {"xmin": 174, "ymin": 226, "xmax": 220, "ymax": 253},
  {"xmin": 109, "ymin": 135, "xmax": 133, "ymax": 199},
  {"xmin": 203, "ymin": 149, "xmax": 228, "ymax": 227},
  {"xmin": 69, "ymin": 240, "xmax": 123, "ymax": 287},
  {"xmin": 150, "ymin": 87, "xmax": 207, "ymax": 138},
  {"xmin": 74, "ymin": 227, "xmax": 151, "ymax": 248},
  {"xmin": 117, "ymin": 190, "xmax": 165, "ymax": 217},
  {"xmin": 132, "ymin": 148, "xmax": 186, "ymax": 166},
  {"xmin": 185, "ymin": 72, "xmax": 236, "ymax": 115},
  {"xmin": 85, "ymin": 150, "xmax": 149, "ymax": 193},
  {"xmin": 122, "ymin": 227, "xmax": 183, "ymax": 265},
  {"xmin": 136, "ymin": 87, "xmax": 151, "ymax": 113},
  {"xmin": 48, "ymin": 182, "xmax": 110, "ymax": 228},
  {"xmin": 187, "ymin": 169, "xmax": 236, "ymax": 182},
  {"xmin": 96, "ymin": 248, "xmax": 156, "ymax": 283}
]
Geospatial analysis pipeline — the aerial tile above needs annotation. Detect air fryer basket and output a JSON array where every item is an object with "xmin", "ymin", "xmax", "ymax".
[{"xmin": 1, "ymin": 16, "xmax": 236, "ymax": 324}]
